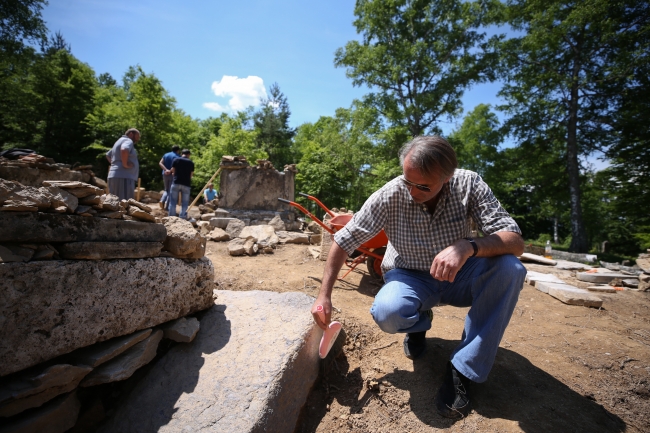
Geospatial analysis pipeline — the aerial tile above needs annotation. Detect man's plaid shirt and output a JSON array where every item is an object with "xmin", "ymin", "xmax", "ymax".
[{"xmin": 334, "ymin": 169, "xmax": 522, "ymax": 273}]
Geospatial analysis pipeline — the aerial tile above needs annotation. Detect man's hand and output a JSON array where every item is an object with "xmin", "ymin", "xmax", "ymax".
[
  {"xmin": 311, "ymin": 294, "xmax": 332, "ymax": 330},
  {"xmin": 164, "ymin": 169, "xmax": 171, "ymax": 175},
  {"xmin": 430, "ymin": 239, "xmax": 474, "ymax": 282}
]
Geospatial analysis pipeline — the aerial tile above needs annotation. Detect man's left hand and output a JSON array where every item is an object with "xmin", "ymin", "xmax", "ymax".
[{"xmin": 430, "ymin": 239, "xmax": 474, "ymax": 282}]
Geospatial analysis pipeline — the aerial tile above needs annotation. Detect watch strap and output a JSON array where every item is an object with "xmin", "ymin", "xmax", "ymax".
[{"xmin": 464, "ymin": 237, "xmax": 478, "ymax": 257}]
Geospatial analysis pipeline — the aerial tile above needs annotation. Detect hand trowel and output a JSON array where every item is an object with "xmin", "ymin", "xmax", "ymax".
[{"xmin": 315, "ymin": 305, "xmax": 342, "ymax": 359}]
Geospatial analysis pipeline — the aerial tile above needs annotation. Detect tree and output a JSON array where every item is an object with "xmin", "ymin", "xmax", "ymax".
[
  {"xmin": 448, "ymin": 104, "xmax": 502, "ymax": 178},
  {"xmin": 253, "ymin": 83, "xmax": 295, "ymax": 168},
  {"xmin": 334, "ymin": 0, "xmax": 503, "ymax": 145},
  {"xmin": 295, "ymin": 106, "xmax": 380, "ymax": 214},
  {"xmin": 499, "ymin": 0, "xmax": 646, "ymax": 252},
  {"xmin": 0, "ymin": 0, "xmax": 47, "ymax": 53},
  {"xmin": 85, "ymin": 66, "xmax": 185, "ymax": 187}
]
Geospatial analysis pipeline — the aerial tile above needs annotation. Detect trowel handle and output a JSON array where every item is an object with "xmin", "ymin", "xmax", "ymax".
[{"xmin": 315, "ymin": 304, "xmax": 326, "ymax": 323}]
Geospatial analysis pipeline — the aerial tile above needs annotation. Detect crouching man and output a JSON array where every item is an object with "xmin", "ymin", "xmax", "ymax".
[{"xmin": 311, "ymin": 136, "xmax": 526, "ymax": 419}]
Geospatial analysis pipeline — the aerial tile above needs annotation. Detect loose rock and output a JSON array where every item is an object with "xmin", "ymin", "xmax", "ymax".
[{"xmin": 160, "ymin": 317, "xmax": 200, "ymax": 343}]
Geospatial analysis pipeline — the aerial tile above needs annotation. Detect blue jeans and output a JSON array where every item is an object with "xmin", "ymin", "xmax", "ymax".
[
  {"xmin": 160, "ymin": 174, "xmax": 174, "ymax": 210},
  {"xmin": 168, "ymin": 183, "xmax": 191, "ymax": 219},
  {"xmin": 370, "ymin": 255, "xmax": 526, "ymax": 382}
]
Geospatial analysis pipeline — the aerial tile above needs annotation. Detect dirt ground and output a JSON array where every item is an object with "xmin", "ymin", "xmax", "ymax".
[{"xmin": 205, "ymin": 241, "xmax": 650, "ymax": 433}]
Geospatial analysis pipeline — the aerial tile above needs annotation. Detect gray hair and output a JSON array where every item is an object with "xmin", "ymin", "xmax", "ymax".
[
  {"xmin": 125, "ymin": 128, "xmax": 140, "ymax": 136},
  {"xmin": 399, "ymin": 136, "xmax": 457, "ymax": 179}
]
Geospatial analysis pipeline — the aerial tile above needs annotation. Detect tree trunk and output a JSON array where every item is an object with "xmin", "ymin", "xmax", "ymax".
[{"xmin": 566, "ymin": 58, "xmax": 589, "ymax": 253}]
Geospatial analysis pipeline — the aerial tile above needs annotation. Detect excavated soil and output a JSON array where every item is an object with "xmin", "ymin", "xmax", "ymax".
[{"xmin": 206, "ymin": 242, "xmax": 650, "ymax": 433}]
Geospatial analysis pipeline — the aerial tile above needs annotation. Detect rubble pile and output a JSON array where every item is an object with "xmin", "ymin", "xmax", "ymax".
[
  {"xmin": 0, "ymin": 154, "xmax": 107, "ymax": 191},
  {"xmin": 133, "ymin": 188, "xmax": 163, "ymax": 205},
  {"xmin": 0, "ymin": 178, "xmax": 156, "ymax": 223},
  {"xmin": 284, "ymin": 163, "xmax": 297, "ymax": 173}
]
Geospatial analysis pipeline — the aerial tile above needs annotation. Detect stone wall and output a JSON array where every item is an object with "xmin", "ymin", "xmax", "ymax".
[
  {"xmin": 219, "ymin": 166, "xmax": 295, "ymax": 211},
  {"xmin": 0, "ymin": 257, "xmax": 214, "ymax": 376}
]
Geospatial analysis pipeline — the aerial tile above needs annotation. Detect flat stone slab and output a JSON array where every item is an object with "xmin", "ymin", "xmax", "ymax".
[
  {"xmin": 98, "ymin": 290, "xmax": 320, "ymax": 433},
  {"xmin": 0, "ymin": 257, "xmax": 214, "ymax": 376},
  {"xmin": 0, "ymin": 212, "xmax": 166, "ymax": 243},
  {"xmin": 536, "ymin": 282, "xmax": 603, "ymax": 308},
  {"xmin": 57, "ymin": 242, "xmax": 162, "ymax": 260},
  {"xmin": 80, "ymin": 330, "xmax": 163, "ymax": 387},
  {"xmin": 554, "ymin": 260, "xmax": 593, "ymax": 271},
  {"xmin": 69, "ymin": 329, "xmax": 152, "ymax": 368},
  {"xmin": 577, "ymin": 270, "xmax": 633, "ymax": 284},
  {"xmin": 0, "ymin": 365, "xmax": 91, "ymax": 417},
  {"xmin": 587, "ymin": 285, "xmax": 618, "ymax": 293},
  {"xmin": 0, "ymin": 391, "xmax": 80, "ymax": 433},
  {"xmin": 525, "ymin": 271, "xmax": 566, "ymax": 288},
  {"xmin": 518, "ymin": 253, "xmax": 557, "ymax": 266}
]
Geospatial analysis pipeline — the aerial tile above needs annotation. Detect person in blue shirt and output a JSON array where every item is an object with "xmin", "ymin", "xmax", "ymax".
[
  {"xmin": 158, "ymin": 145, "xmax": 180, "ymax": 210},
  {"xmin": 203, "ymin": 183, "xmax": 218, "ymax": 204}
]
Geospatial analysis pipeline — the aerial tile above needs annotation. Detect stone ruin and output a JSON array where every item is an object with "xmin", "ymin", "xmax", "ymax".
[{"xmin": 0, "ymin": 155, "xmax": 214, "ymax": 432}]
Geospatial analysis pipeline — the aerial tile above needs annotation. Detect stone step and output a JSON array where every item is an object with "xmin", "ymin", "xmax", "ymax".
[
  {"xmin": 97, "ymin": 290, "xmax": 320, "ymax": 433},
  {"xmin": 577, "ymin": 270, "xmax": 636, "ymax": 284}
]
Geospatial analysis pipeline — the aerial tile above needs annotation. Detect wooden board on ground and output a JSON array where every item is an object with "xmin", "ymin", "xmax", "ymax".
[{"xmin": 519, "ymin": 253, "xmax": 557, "ymax": 266}]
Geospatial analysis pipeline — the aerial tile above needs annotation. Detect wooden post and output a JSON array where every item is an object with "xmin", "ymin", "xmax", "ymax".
[
  {"xmin": 187, "ymin": 167, "xmax": 222, "ymax": 214},
  {"xmin": 136, "ymin": 178, "xmax": 141, "ymax": 201}
]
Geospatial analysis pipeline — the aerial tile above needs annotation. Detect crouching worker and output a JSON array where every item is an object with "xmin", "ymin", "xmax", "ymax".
[{"xmin": 311, "ymin": 136, "xmax": 526, "ymax": 419}]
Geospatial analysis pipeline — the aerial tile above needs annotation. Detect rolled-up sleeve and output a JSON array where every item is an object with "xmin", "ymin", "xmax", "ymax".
[
  {"xmin": 333, "ymin": 189, "xmax": 388, "ymax": 255},
  {"xmin": 468, "ymin": 174, "xmax": 521, "ymax": 236}
]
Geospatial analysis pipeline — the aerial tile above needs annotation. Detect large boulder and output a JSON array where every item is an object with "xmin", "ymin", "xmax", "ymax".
[
  {"xmin": 97, "ymin": 291, "xmax": 320, "ymax": 433},
  {"xmin": 0, "ymin": 257, "xmax": 214, "ymax": 376},
  {"xmin": 162, "ymin": 217, "xmax": 203, "ymax": 256}
]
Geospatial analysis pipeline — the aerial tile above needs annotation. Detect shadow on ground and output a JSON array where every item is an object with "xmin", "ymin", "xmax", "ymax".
[
  {"xmin": 381, "ymin": 337, "xmax": 625, "ymax": 433},
  {"xmin": 95, "ymin": 304, "xmax": 231, "ymax": 432}
]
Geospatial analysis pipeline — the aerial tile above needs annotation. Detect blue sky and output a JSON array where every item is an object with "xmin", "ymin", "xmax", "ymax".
[
  {"xmin": 40, "ymin": 0, "xmax": 607, "ymax": 169},
  {"xmin": 40, "ymin": 0, "xmax": 503, "ymax": 134}
]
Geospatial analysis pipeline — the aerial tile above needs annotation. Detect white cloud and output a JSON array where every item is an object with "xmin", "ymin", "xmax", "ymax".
[
  {"xmin": 202, "ymin": 102, "xmax": 226, "ymax": 111},
  {"xmin": 204, "ymin": 75, "xmax": 267, "ymax": 112}
]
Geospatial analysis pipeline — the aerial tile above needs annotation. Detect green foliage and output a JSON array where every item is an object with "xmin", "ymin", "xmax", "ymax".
[
  {"xmin": 191, "ymin": 112, "xmax": 265, "ymax": 192},
  {"xmin": 295, "ymin": 106, "xmax": 382, "ymax": 216},
  {"xmin": 253, "ymin": 83, "xmax": 295, "ymax": 168},
  {"xmin": 448, "ymin": 104, "xmax": 501, "ymax": 178},
  {"xmin": 0, "ymin": 0, "xmax": 47, "ymax": 52},
  {"xmin": 335, "ymin": 0, "xmax": 503, "ymax": 139}
]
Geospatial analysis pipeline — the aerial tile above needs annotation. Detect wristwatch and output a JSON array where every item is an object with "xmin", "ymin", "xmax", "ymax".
[{"xmin": 464, "ymin": 237, "xmax": 478, "ymax": 257}]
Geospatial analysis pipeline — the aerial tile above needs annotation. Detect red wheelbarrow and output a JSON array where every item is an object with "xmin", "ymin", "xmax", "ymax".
[{"xmin": 278, "ymin": 193, "xmax": 388, "ymax": 281}]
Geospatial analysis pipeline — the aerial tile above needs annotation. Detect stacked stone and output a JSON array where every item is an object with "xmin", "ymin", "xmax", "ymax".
[
  {"xmin": 284, "ymin": 163, "xmax": 298, "ymax": 173},
  {"xmin": 133, "ymin": 188, "xmax": 163, "ymax": 204},
  {"xmin": 0, "ymin": 313, "xmax": 205, "ymax": 432},
  {"xmin": 255, "ymin": 159, "xmax": 275, "ymax": 170},
  {"xmin": 220, "ymin": 155, "xmax": 249, "ymax": 169},
  {"xmin": 0, "ymin": 179, "xmax": 156, "ymax": 223},
  {"xmin": 0, "ymin": 155, "xmax": 108, "ymax": 191}
]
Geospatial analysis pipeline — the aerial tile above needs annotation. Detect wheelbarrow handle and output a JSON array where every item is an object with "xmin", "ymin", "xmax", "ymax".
[
  {"xmin": 277, "ymin": 198, "xmax": 335, "ymax": 235},
  {"xmin": 297, "ymin": 192, "xmax": 335, "ymax": 217}
]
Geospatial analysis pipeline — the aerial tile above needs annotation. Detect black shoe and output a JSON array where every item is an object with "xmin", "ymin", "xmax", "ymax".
[
  {"xmin": 435, "ymin": 361, "xmax": 471, "ymax": 419},
  {"xmin": 403, "ymin": 331, "xmax": 426, "ymax": 359},
  {"xmin": 403, "ymin": 309, "xmax": 434, "ymax": 359}
]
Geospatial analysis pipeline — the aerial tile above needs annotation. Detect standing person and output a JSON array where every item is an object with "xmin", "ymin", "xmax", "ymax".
[
  {"xmin": 311, "ymin": 136, "xmax": 526, "ymax": 419},
  {"xmin": 168, "ymin": 149, "xmax": 194, "ymax": 220},
  {"xmin": 106, "ymin": 128, "xmax": 140, "ymax": 200},
  {"xmin": 158, "ymin": 145, "xmax": 180, "ymax": 210},
  {"xmin": 203, "ymin": 183, "xmax": 218, "ymax": 204}
]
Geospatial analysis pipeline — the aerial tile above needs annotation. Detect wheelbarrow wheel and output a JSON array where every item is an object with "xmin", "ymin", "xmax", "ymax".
[{"xmin": 366, "ymin": 247, "xmax": 386, "ymax": 282}]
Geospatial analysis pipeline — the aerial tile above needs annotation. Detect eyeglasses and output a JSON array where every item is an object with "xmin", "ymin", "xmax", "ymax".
[{"xmin": 401, "ymin": 176, "xmax": 431, "ymax": 192}]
